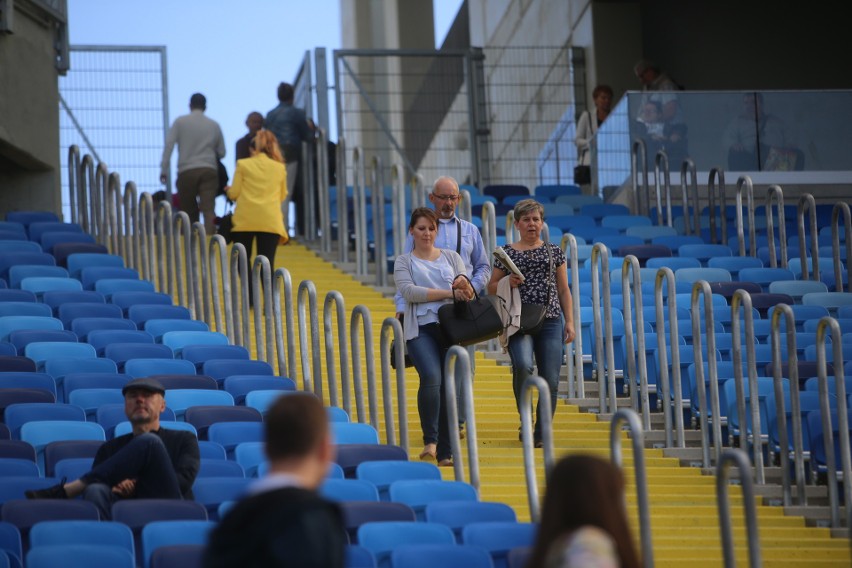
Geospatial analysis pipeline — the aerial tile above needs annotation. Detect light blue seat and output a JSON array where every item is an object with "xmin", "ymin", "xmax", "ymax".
[
  {"xmin": 233, "ymin": 441, "xmax": 265, "ymax": 478},
  {"xmin": 0, "ymin": 372, "xmax": 57, "ymax": 400},
  {"xmin": 68, "ymin": 388, "xmax": 125, "ymax": 419},
  {"xmin": 127, "ymin": 305, "xmax": 191, "ymax": 327},
  {"xmin": 738, "ymin": 267, "xmax": 796, "ymax": 291},
  {"xmin": 87, "ymin": 329, "xmax": 155, "ymax": 355},
  {"xmin": 54, "ymin": 457, "xmax": 96, "ymax": 481},
  {"xmin": 801, "ymin": 292, "xmax": 852, "ymax": 316},
  {"xmin": 332, "ymin": 422, "xmax": 380, "ymax": 445},
  {"xmin": 58, "ymin": 302, "xmax": 124, "ymax": 329},
  {"xmin": 4, "ymin": 402, "xmax": 85, "ymax": 439},
  {"xmin": 197, "ymin": 459, "xmax": 245, "ymax": 478},
  {"xmin": 145, "ymin": 320, "xmax": 210, "ymax": 342},
  {"xmin": 190, "ymin": 479, "xmax": 251, "ymax": 521},
  {"xmin": 706, "ymin": 255, "xmax": 764, "ymax": 277},
  {"xmin": 646, "ymin": 257, "xmax": 701, "ymax": 270},
  {"xmin": 625, "ymin": 224, "xmax": 678, "ymax": 242},
  {"xmin": 601, "ymin": 214, "xmax": 653, "ymax": 232},
  {"xmin": 29, "ymin": 520, "xmax": 134, "ymax": 558},
  {"xmin": 70, "ymin": 318, "xmax": 138, "ymax": 341},
  {"xmin": 26, "ymin": 544, "xmax": 134, "ymax": 568},
  {"xmin": 0, "ymin": 316, "xmax": 63, "ymax": 342},
  {"xmin": 424, "ymin": 501, "xmax": 518, "ymax": 541},
  {"xmin": 24, "ymin": 342, "xmax": 96, "ymax": 371},
  {"xmin": 7, "ymin": 266, "xmax": 69, "ymax": 289},
  {"xmin": 141, "ymin": 520, "xmax": 216, "ymax": 568},
  {"xmin": 328, "ymin": 406, "xmax": 350, "ymax": 423},
  {"xmin": 19, "ymin": 420, "xmax": 105, "ymax": 473},
  {"xmin": 244, "ymin": 389, "xmax": 291, "ymax": 415},
  {"xmin": 113, "ymin": 421, "xmax": 197, "ymax": 438},
  {"xmin": 95, "ymin": 279, "xmax": 156, "ymax": 299},
  {"xmin": 356, "ymin": 461, "xmax": 442, "ymax": 501},
  {"xmin": 674, "ymin": 267, "xmax": 732, "ymax": 283},
  {"xmin": 222, "ymin": 375, "xmax": 297, "ymax": 405},
  {"xmin": 66, "ymin": 253, "xmax": 124, "ymax": 278},
  {"xmin": 104, "ymin": 343, "xmax": 173, "ymax": 371},
  {"xmin": 321, "ymin": 478, "xmax": 381, "ymax": 503},
  {"xmin": 80, "ymin": 267, "xmax": 140, "ymax": 291},
  {"xmin": 461, "ymin": 522, "xmax": 538, "ymax": 568},
  {"xmin": 162, "ymin": 331, "xmax": 228, "ymax": 356},
  {"xmin": 788, "ymin": 256, "xmax": 842, "ymax": 279},
  {"xmin": 161, "ymin": 389, "xmax": 234, "ymax": 420},
  {"xmin": 201, "ymin": 359, "xmax": 273, "ymax": 387},
  {"xmin": 768, "ymin": 279, "xmax": 829, "ymax": 302},
  {"xmin": 28, "ymin": 221, "xmax": 82, "ymax": 243},
  {"xmin": 123, "ymin": 358, "xmax": 197, "ymax": 378},
  {"xmin": 0, "ymin": 302, "xmax": 52, "ymax": 318},
  {"xmin": 390, "ymin": 544, "xmax": 495, "ymax": 568},
  {"xmin": 388, "ymin": 479, "xmax": 479, "ymax": 521},
  {"xmin": 20, "ymin": 277, "xmax": 83, "ymax": 296},
  {"xmin": 207, "ymin": 422, "xmax": 264, "ymax": 458},
  {"xmin": 357, "ymin": 522, "xmax": 455, "ymax": 568}
]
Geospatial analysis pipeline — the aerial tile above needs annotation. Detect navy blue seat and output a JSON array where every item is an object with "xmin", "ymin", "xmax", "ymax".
[
  {"xmin": 87, "ymin": 330, "xmax": 154, "ymax": 356},
  {"xmin": 109, "ymin": 291, "xmax": 172, "ymax": 312},
  {"xmin": 41, "ymin": 291, "xmax": 106, "ymax": 315},
  {"xmin": 70, "ymin": 317, "xmax": 138, "ymax": 340},
  {"xmin": 103, "ymin": 343, "xmax": 173, "ymax": 370},
  {"xmin": 7, "ymin": 330, "xmax": 76, "ymax": 356},
  {"xmin": 51, "ymin": 243, "xmax": 109, "ymax": 268},
  {"xmin": 0, "ymin": 254, "xmax": 55, "ymax": 281},
  {"xmin": 57, "ymin": 303, "xmax": 124, "ymax": 329},
  {"xmin": 40, "ymin": 232, "xmax": 96, "ymax": 254}
]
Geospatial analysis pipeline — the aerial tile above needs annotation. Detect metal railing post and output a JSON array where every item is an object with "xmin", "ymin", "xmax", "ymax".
[
  {"xmin": 480, "ymin": 201, "xmax": 497, "ymax": 261},
  {"xmin": 67, "ymin": 145, "xmax": 81, "ymax": 226},
  {"xmin": 349, "ymin": 305, "xmax": 373, "ymax": 426},
  {"xmin": 735, "ymin": 175, "xmax": 756, "ymax": 257},
  {"xmin": 155, "ymin": 200, "xmax": 174, "ymax": 295},
  {"xmin": 444, "ymin": 345, "xmax": 480, "ymax": 490},
  {"xmin": 190, "ymin": 222, "xmax": 209, "ymax": 325},
  {"xmin": 769, "ymin": 303, "xmax": 806, "ymax": 506},
  {"xmin": 561, "ymin": 233, "xmax": 584, "ymax": 399},
  {"xmin": 379, "ymin": 317, "xmax": 408, "ymax": 450},
  {"xmin": 370, "ymin": 155, "xmax": 388, "ymax": 288},
  {"xmin": 680, "ymin": 158, "xmax": 699, "ymax": 236},
  {"xmin": 631, "ymin": 138, "xmax": 649, "ymax": 216},
  {"xmin": 337, "ymin": 137, "xmax": 349, "ymax": 264},
  {"xmin": 458, "ymin": 189, "xmax": 472, "ymax": 222},
  {"xmin": 622, "ymin": 256, "xmax": 651, "ymax": 428},
  {"xmin": 137, "ymin": 192, "xmax": 155, "ymax": 284},
  {"xmin": 171, "ymin": 211, "xmax": 194, "ymax": 317},
  {"xmin": 653, "ymin": 150, "xmax": 671, "ymax": 226},
  {"xmin": 317, "ymin": 128, "xmax": 332, "ymax": 254},
  {"xmin": 229, "ymin": 242, "xmax": 250, "ymax": 348},
  {"xmin": 611, "ymin": 408, "xmax": 654, "ymax": 568},
  {"xmin": 323, "ymin": 290, "xmax": 347, "ymax": 409},
  {"xmin": 655, "ymin": 267, "xmax": 685, "ymax": 447},
  {"xmin": 765, "ymin": 185, "xmax": 788, "ymax": 268},
  {"xmin": 797, "ymin": 193, "xmax": 820, "ymax": 281},
  {"xmin": 590, "ymin": 243, "xmax": 616, "ymax": 414},
  {"xmin": 106, "ymin": 172, "xmax": 121, "ymax": 255},
  {"xmin": 251, "ymin": 255, "xmax": 275, "ymax": 367},
  {"xmin": 814, "ymin": 316, "xmax": 851, "ymax": 529},
  {"xmin": 94, "ymin": 162, "xmax": 109, "ymax": 244},
  {"xmin": 691, "ymin": 280, "xmax": 723, "ymax": 467},
  {"xmin": 831, "ymin": 203, "xmax": 852, "ymax": 293},
  {"xmin": 122, "ymin": 182, "xmax": 138, "ymax": 269},
  {"xmin": 390, "ymin": 163, "xmax": 408, "ymax": 261},
  {"xmin": 716, "ymin": 449, "xmax": 762, "ymax": 568},
  {"xmin": 708, "ymin": 167, "xmax": 727, "ymax": 245},
  {"xmin": 730, "ymin": 289, "xmax": 765, "ymax": 484},
  {"xmin": 297, "ymin": 280, "xmax": 322, "ymax": 400},
  {"xmin": 272, "ymin": 267, "xmax": 297, "ymax": 380},
  {"xmin": 208, "ymin": 235, "xmax": 233, "ymax": 342},
  {"xmin": 352, "ymin": 147, "xmax": 368, "ymax": 277},
  {"xmin": 520, "ymin": 376, "xmax": 555, "ymax": 523}
]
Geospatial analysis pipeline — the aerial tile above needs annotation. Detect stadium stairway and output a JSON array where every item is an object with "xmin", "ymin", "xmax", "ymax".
[{"xmin": 255, "ymin": 241, "xmax": 849, "ymax": 566}]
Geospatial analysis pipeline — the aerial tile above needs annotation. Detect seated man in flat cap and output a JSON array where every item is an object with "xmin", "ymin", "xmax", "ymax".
[{"xmin": 25, "ymin": 377, "xmax": 200, "ymax": 520}]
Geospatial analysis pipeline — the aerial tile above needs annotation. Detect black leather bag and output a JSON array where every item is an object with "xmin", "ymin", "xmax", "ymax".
[
  {"xmin": 515, "ymin": 241, "xmax": 553, "ymax": 336},
  {"xmin": 573, "ymin": 164, "xmax": 591, "ymax": 185},
  {"xmin": 438, "ymin": 276, "xmax": 505, "ymax": 346},
  {"xmin": 217, "ymin": 212, "xmax": 234, "ymax": 243},
  {"xmin": 390, "ymin": 315, "xmax": 413, "ymax": 369}
]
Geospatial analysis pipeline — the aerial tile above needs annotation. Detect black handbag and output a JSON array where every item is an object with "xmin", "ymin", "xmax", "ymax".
[
  {"xmin": 216, "ymin": 160, "xmax": 229, "ymax": 196},
  {"xmin": 573, "ymin": 164, "xmax": 591, "ymax": 185},
  {"xmin": 390, "ymin": 315, "xmax": 413, "ymax": 369},
  {"xmin": 217, "ymin": 212, "xmax": 234, "ymax": 243},
  {"xmin": 516, "ymin": 241, "xmax": 553, "ymax": 336},
  {"xmin": 438, "ymin": 275, "xmax": 505, "ymax": 346}
]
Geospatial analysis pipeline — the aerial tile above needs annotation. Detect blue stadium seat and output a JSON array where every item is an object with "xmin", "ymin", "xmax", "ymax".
[
  {"xmin": 206, "ymin": 422, "xmax": 264, "ymax": 458},
  {"xmin": 340, "ymin": 502, "xmax": 416, "ymax": 545},
  {"xmin": 390, "ymin": 544, "xmax": 494, "ymax": 568},
  {"xmin": 160, "ymin": 390, "xmax": 235, "ymax": 421},
  {"xmin": 141, "ymin": 520, "xmax": 216, "ymax": 568},
  {"xmin": 57, "ymin": 302, "xmax": 124, "ymax": 329},
  {"xmin": 321, "ymin": 479, "xmax": 381, "ymax": 503},
  {"xmin": 127, "ymin": 305, "xmax": 191, "ymax": 327},
  {"xmin": 42, "ymin": 440, "xmax": 103, "ymax": 478},
  {"xmin": 357, "ymin": 522, "xmax": 455, "ymax": 568},
  {"xmin": 29, "ymin": 520, "xmax": 134, "ymax": 559},
  {"xmin": 233, "ymin": 442, "xmax": 266, "ymax": 478},
  {"xmin": 95, "ymin": 280, "xmax": 156, "ymax": 300},
  {"xmin": 161, "ymin": 331, "xmax": 228, "ymax": 357},
  {"xmin": 123, "ymin": 358, "xmax": 198, "ymax": 379},
  {"xmin": 70, "ymin": 318, "xmax": 138, "ymax": 340},
  {"xmin": 184, "ymin": 406, "xmax": 262, "ymax": 440},
  {"xmin": 0, "ymin": 317, "xmax": 63, "ymax": 342},
  {"xmin": 27, "ymin": 222, "xmax": 82, "ymax": 243},
  {"xmin": 461, "ymin": 522, "xmax": 538, "ymax": 568},
  {"xmin": 190, "ymin": 480, "xmax": 251, "ymax": 521},
  {"xmin": 388, "ymin": 480, "xmax": 478, "ymax": 521},
  {"xmin": 201, "ymin": 359, "xmax": 272, "ymax": 387},
  {"xmin": 66, "ymin": 253, "xmax": 124, "ymax": 279},
  {"xmin": 222, "ymin": 375, "xmax": 296, "ymax": 405},
  {"xmin": 356, "ymin": 461, "xmax": 442, "ymax": 502},
  {"xmin": 7, "ymin": 266, "xmax": 68, "ymax": 289},
  {"xmin": 51, "ymin": 243, "xmax": 109, "ymax": 268},
  {"xmin": 39, "ymin": 232, "xmax": 96, "ymax": 255}
]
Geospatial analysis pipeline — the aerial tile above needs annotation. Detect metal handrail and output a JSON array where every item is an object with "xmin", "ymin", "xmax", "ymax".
[
  {"xmin": 730, "ymin": 289, "xmax": 764, "ymax": 484},
  {"xmin": 708, "ymin": 167, "xmax": 728, "ymax": 245},
  {"xmin": 520, "ymin": 375, "xmax": 554, "ymax": 523},
  {"xmin": 561, "ymin": 233, "xmax": 584, "ymax": 399},
  {"xmin": 154, "ymin": 200, "xmax": 173, "ymax": 294},
  {"xmin": 610, "ymin": 408, "xmax": 654, "ymax": 568},
  {"xmin": 590, "ymin": 243, "xmax": 616, "ymax": 414},
  {"xmin": 94, "ymin": 162, "xmax": 109, "ymax": 244},
  {"xmin": 444, "ymin": 345, "xmax": 480, "ymax": 490},
  {"xmin": 764, "ymin": 185, "xmax": 788, "ymax": 268},
  {"xmin": 122, "ymin": 182, "xmax": 138, "ymax": 270},
  {"xmin": 505, "ymin": 211, "xmax": 516, "ymax": 244},
  {"xmin": 323, "ymin": 290, "xmax": 347, "ymax": 410},
  {"xmin": 349, "ymin": 305, "xmax": 373, "ymax": 426},
  {"xmin": 390, "ymin": 163, "xmax": 408, "ymax": 260},
  {"xmin": 481, "ymin": 201, "xmax": 497, "ymax": 271},
  {"xmin": 691, "ymin": 280, "xmax": 723, "ymax": 467},
  {"xmin": 716, "ymin": 449, "xmax": 762, "ymax": 568},
  {"xmin": 137, "ymin": 192, "xmax": 155, "ymax": 284},
  {"xmin": 171, "ymin": 211, "xmax": 193, "ymax": 316},
  {"xmin": 621, "ymin": 256, "xmax": 651, "ymax": 428},
  {"xmin": 208, "ymin": 235, "xmax": 233, "ymax": 343},
  {"xmin": 352, "ymin": 147, "xmax": 368, "ymax": 276},
  {"xmin": 734, "ymin": 175, "xmax": 756, "ymax": 257},
  {"xmin": 317, "ymin": 128, "xmax": 332, "ymax": 254},
  {"xmin": 297, "ymin": 280, "xmax": 322, "ymax": 400},
  {"xmin": 654, "ymin": 267, "xmax": 685, "ymax": 447},
  {"xmin": 106, "ymin": 172, "xmax": 121, "ymax": 255},
  {"xmin": 631, "ymin": 138, "xmax": 649, "ymax": 217},
  {"xmin": 814, "ymin": 316, "xmax": 851, "ymax": 529},
  {"xmin": 336, "ymin": 137, "xmax": 349, "ymax": 264},
  {"xmin": 411, "ymin": 173, "xmax": 426, "ymax": 209},
  {"xmin": 228, "ymin": 242, "xmax": 250, "ymax": 348},
  {"xmin": 250, "ymin": 255, "xmax": 275, "ymax": 367},
  {"xmin": 379, "ymin": 316, "xmax": 408, "ymax": 450},
  {"xmin": 272, "ymin": 267, "xmax": 296, "ymax": 380},
  {"xmin": 653, "ymin": 149, "xmax": 671, "ymax": 226},
  {"xmin": 831, "ymin": 203, "xmax": 852, "ymax": 293},
  {"xmin": 797, "ymin": 193, "xmax": 820, "ymax": 281},
  {"xmin": 680, "ymin": 158, "xmax": 699, "ymax": 236},
  {"xmin": 189, "ymin": 222, "xmax": 209, "ymax": 326},
  {"xmin": 769, "ymin": 303, "xmax": 806, "ymax": 506},
  {"xmin": 370, "ymin": 155, "xmax": 388, "ymax": 288},
  {"xmin": 67, "ymin": 145, "xmax": 81, "ymax": 227},
  {"xmin": 458, "ymin": 189, "xmax": 472, "ymax": 221},
  {"xmin": 302, "ymin": 139, "xmax": 317, "ymax": 241},
  {"xmin": 79, "ymin": 154, "xmax": 95, "ymax": 235}
]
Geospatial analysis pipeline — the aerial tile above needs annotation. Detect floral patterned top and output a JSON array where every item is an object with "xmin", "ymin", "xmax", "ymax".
[{"xmin": 493, "ymin": 242, "xmax": 566, "ymax": 319}]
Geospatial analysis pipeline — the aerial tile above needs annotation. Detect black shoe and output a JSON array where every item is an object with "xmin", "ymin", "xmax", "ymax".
[
  {"xmin": 458, "ymin": 423, "xmax": 465, "ymax": 440},
  {"xmin": 534, "ymin": 437, "xmax": 543, "ymax": 449},
  {"xmin": 25, "ymin": 478, "xmax": 67, "ymax": 499}
]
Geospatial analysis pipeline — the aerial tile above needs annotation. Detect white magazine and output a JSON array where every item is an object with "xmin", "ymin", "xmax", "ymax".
[{"xmin": 492, "ymin": 246, "xmax": 525, "ymax": 283}]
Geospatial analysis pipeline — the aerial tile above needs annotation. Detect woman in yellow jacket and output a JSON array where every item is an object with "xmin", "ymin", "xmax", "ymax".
[{"xmin": 226, "ymin": 130, "xmax": 288, "ymax": 267}]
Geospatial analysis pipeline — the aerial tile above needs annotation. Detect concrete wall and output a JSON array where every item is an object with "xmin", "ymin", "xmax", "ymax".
[{"xmin": 0, "ymin": 3, "xmax": 62, "ymax": 217}]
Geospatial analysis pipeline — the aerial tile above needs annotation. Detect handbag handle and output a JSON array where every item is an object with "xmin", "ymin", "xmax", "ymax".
[{"xmin": 451, "ymin": 273, "xmax": 477, "ymax": 304}]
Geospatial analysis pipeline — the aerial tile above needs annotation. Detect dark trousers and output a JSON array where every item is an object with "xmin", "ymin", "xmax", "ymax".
[{"xmin": 231, "ymin": 231, "xmax": 280, "ymax": 304}]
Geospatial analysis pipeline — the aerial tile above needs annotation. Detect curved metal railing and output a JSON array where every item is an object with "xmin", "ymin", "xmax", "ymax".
[
  {"xmin": 735, "ymin": 175, "xmax": 756, "ymax": 257},
  {"xmin": 716, "ymin": 449, "xmax": 762, "ymax": 568},
  {"xmin": 444, "ymin": 345, "xmax": 480, "ymax": 490},
  {"xmin": 707, "ymin": 167, "xmax": 728, "ymax": 245},
  {"xmin": 519, "ymin": 375, "xmax": 555, "ymax": 523},
  {"xmin": 797, "ymin": 193, "xmax": 820, "ymax": 281},
  {"xmin": 764, "ymin": 184, "xmax": 787, "ymax": 268},
  {"xmin": 653, "ymin": 149, "xmax": 671, "ymax": 226}
]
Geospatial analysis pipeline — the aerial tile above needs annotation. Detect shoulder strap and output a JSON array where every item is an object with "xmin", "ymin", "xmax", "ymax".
[{"xmin": 455, "ymin": 218, "xmax": 462, "ymax": 254}]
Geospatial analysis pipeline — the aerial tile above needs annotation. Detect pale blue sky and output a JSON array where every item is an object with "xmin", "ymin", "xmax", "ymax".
[{"xmin": 68, "ymin": 0, "xmax": 464, "ymax": 164}]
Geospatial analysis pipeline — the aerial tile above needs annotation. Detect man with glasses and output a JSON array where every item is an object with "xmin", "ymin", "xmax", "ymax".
[{"xmin": 394, "ymin": 176, "xmax": 490, "ymax": 438}]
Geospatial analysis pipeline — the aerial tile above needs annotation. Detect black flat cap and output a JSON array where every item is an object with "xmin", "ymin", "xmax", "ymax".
[{"xmin": 122, "ymin": 377, "xmax": 166, "ymax": 396}]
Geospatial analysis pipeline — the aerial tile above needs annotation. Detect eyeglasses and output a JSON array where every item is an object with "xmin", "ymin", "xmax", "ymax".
[{"xmin": 432, "ymin": 194, "xmax": 460, "ymax": 202}]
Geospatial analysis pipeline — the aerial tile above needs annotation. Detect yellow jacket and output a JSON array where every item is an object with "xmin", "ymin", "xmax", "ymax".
[{"xmin": 226, "ymin": 153, "xmax": 287, "ymax": 236}]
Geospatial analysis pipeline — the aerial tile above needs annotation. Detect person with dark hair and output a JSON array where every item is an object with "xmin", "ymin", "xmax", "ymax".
[
  {"xmin": 235, "ymin": 111, "xmax": 264, "ymax": 161},
  {"xmin": 160, "ymin": 92, "xmax": 226, "ymax": 234},
  {"xmin": 203, "ymin": 392, "xmax": 346, "ymax": 568},
  {"xmin": 574, "ymin": 85, "xmax": 613, "ymax": 191},
  {"xmin": 265, "ymin": 82, "xmax": 315, "ymax": 239},
  {"xmin": 526, "ymin": 454, "xmax": 641, "ymax": 568},
  {"xmin": 394, "ymin": 207, "xmax": 474, "ymax": 466},
  {"xmin": 25, "ymin": 378, "xmax": 200, "ymax": 520}
]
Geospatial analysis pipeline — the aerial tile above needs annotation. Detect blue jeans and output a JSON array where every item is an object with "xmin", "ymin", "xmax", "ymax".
[
  {"xmin": 507, "ymin": 317, "xmax": 564, "ymax": 439},
  {"xmin": 406, "ymin": 323, "xmax": 452, "ymax": 461},
  {"xmin": 81, "ymin": 432, "xmax": 183, "ymax": 519}
]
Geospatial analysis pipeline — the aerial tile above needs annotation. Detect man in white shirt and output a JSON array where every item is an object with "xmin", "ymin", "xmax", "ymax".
[{"xmin": 160, "ymin": 93, "xmax": 226, "ymax": 234}]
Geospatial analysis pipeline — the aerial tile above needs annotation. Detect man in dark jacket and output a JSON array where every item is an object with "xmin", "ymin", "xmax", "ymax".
[
  {"xmin": 25, "ymin": 377, "xmax": 200, "ymax": 520},
  {"xmin": 203, "ymin": 391, "xmax": 345, "ymax": 568}
]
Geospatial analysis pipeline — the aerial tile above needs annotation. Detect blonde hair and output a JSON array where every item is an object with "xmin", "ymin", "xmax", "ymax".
[{"xmin": 251, "ymin": 130, "xmax": 285, "ymax": 163}]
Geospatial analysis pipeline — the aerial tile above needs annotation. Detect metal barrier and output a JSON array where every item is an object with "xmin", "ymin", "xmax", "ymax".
[
  {"xmin": 519, "ymin": 375, "xmax": 555, "ymax": 523},
  {"xmin": 561, "ymin": 233, "xmax": 584, "ymax": 399},
  {"xmin": 390, "ymin": 163, "xmax": 408, "ymax": 259},
  {"xmin": 67, "ymin": 145, "xmax": 82, "ymax": 228},
  {"xmin": 122, "ymin": 181, "xmax": 139, "ymax": 270},
  {"xmin": 680, "ymin": 158, "xmax": 699, "ymax": 236},
  {"xmin": 734, "ymin": 175, "xmax": 756, "ymax": 257},
  {"xmin": 352, "ymin": 147, "xmax": 368, "ymax": 277},
  {"xmin": 480, "ymin": 201, "xmax": 497, "ymax": 267},
  {"xmin": 106, "ymin": 172, "xmax": 121, "ymax": 255},
  {"xmin": 229, "ymin": 242, "xmax": 250, "ymax": 348},
  {"xmin": 317, "ymin": 128, "xmax": 333, "ymax": 254},
  {"xmin": 691, "ymin": 280, "xmax": 723, "ymax": 467},
  {"xmin": 610, "ymin": 408, "xmax": 654, "ymax": 568},
  {"xmin": 369, "ymin": 155, "xmax": 388, "ymax": 288},
  {"xmin": 621, "ymin": 256, "xmax": 651, "ymax": 428},
  {"xmin": 302, "ymin": 139, "xmax": 318, "ymax": 241},
  {"xmin": 769, "ymin": 303, "xmax": 806, "ymax": 506},
  {"xmin": 631, "ymin": 138, "xmax": 649, "ymax": 217},
  {"xmin": 171, "ymin": 211, "xmax": 194, "ymax": 316},
  {"xmin": 379, "ymin": 317, "xmax": 408, "ymax": 450},
  {"xmin": 797, "ymin": 193, "xmax": 820, "ymax": 281},
  {"xmin": 729, "ymin": 289, "xmax": 765, "ymax": 484},
  {"xmin": 764, "ymin": 185, "xmax": 788, "ymax": 268},
  {"xmin": 814, "ymin": 316, "xmax": 851, "ymax": 529},
  {"xmin": 78, "ymin": 154, "xmax": 96, "ymax": 235},
  {"xmin": 708, "ymin": 167, "xmax": 728, "ymax": 245},
  {"xmin": 336, "ymin": 137, "xmax": 350, "ymax": 265},
  {"xmin": 716, "ymin": 449, "xmax": 762, "ymax": 568},
  {"xmin": 653, "ymin": 149, "xmax": 671, "ymax": 226},
  {"xmin": 209, "ymin": 235, "xmax": 234, "ymax": 343},
  {"xmin": 297, "ymin": 280, "xmax": 322, "ymax": 399},
  {"xmin": 137, "ymin": 192, "xmax": 155, "ymax": 284},
  {"xmin": 444, "ymin": 345, "xmax": 480, "ymax": 490},
  {"xmin": 154, "ymin": 200, "xmax": 173, "ymax": 294},
  {"xmin": 323, "ymin": 290, "xmax": 347, "ymax": 409},
  {"xmin": 654, "ymin": 267, "xmax": 685, "ymax": 447},
  {"xmin": 831, "ymin": 202, "xmax": 852, "ymax": 293},
  {"xmin": 94, "ymin": 162, "xmax": 109, "ymax": 244},
  {"xmin": 458, "ymin": 188, "xmax": 472, "ymax": 221},
  {"xmin": 590, "ymin": 243, "xmax": 616, "ymax": 413},
  {"xmin": 189, "ymin": 222, "xmax": 209, "ymax": 326},
  {"xmin": 505, "ymin": 211, "xmax": 516, "ymax": 244},
  {"xmin": 350, "ymin": 305, "xmax": 374, "ymax": 426},
  {"xmin": 250, "ymin": 255, "xmax": 275, "ymax": 368},
  {"xmin": 411, "ymin": 173, "xmax": 426, "ymax": 210},
  {"xmin": 271, "ymin": 267, "xmax": 297, "ymax": 380}
]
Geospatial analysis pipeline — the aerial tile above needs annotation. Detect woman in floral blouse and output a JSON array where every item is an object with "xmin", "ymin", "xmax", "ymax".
[{"xmin": 488, "ymin": 199, "xmax": 575, "ymax": 447}]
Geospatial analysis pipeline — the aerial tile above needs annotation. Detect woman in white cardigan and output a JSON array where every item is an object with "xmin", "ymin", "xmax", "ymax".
[
  {"xmin": 574, "ymin": 85, "xmax": 614, "ymax": 167},
  {"xmin": 394, "ymin": 207, "xmax": 473, "ymax": 465}
]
